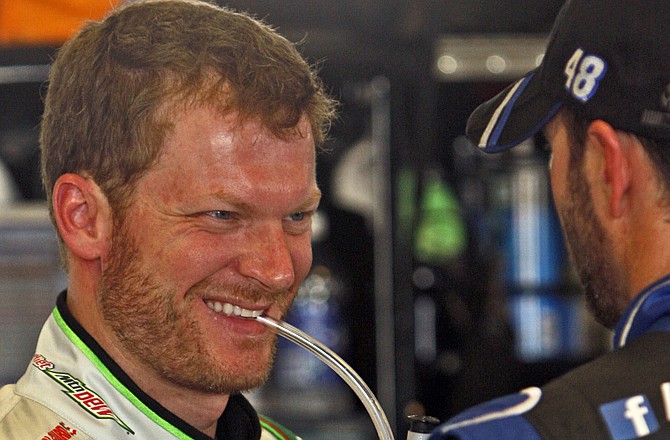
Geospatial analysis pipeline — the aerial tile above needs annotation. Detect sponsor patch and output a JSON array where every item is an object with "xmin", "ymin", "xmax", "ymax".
[
  {"xmin": 40, "ymin": 421, "xmax": 78, "ymax": 440},
  {"xmin": 32, "ymin": 354, "xmax": 134, "ymax": 434},
  {"xmin": 600, "ymin": 395, "xmax": 659, "ymax": 440}
]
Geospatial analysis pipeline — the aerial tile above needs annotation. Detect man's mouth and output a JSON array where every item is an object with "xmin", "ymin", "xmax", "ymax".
[{"xmin": 205, "ymin": 300, "xmax": 265, "ymax": 318}]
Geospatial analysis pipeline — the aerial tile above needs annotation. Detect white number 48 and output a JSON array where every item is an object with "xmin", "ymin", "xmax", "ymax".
[{"xmin": 563, "ymin": 48, "xmax": 607, "ymax": 103}]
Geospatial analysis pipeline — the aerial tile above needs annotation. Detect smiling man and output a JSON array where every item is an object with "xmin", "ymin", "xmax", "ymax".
[{"xmin": 0, "ymin": 1, "xmax": 336, "ymax": 439}]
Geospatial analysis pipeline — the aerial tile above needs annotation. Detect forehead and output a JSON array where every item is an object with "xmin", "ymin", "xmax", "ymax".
[
  {"xmin": 139, "ymin": 106, "xmax": 317, "ymax": 205},
  {"xmin": 159, "ymin": 106, "xmax": 315, "ymax": 164}
]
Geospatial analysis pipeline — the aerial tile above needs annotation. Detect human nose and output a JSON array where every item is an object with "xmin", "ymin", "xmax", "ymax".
[{"xmin": 238, "ymin": 223, "xmax": 296, "ymax": 292}]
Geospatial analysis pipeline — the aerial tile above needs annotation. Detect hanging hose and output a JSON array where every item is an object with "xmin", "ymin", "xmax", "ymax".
[{"xmin": 255, "ymin": 315, "xmax": 395, "ymax": 440}]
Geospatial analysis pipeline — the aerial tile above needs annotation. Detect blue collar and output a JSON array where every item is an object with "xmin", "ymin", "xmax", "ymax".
[{"xmin": 614, "ymin": 274, "xmax": 670, "ymax": 348}]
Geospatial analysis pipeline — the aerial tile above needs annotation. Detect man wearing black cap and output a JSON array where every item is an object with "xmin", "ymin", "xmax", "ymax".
[{"xmin": 429, "ymin": 0, "xmax": 670, "ymax": 439}]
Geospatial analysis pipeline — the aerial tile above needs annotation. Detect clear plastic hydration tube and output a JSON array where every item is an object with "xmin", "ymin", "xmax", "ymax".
[{"xmin": 255, "ymin": 315, "xmax": 395, "ymax": 440}]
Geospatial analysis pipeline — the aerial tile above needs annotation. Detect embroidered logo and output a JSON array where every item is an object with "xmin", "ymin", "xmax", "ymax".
[
  {"xmin": 40, "ymin": 422, "xmax": 78, "ymax": 440},
  {"xmin": 32, "ymin": 354, "xmax": 134, "ymax": 434},
  {"xmin": 563, "ymin": 48, "xmax": 607, "ymax": 103}
]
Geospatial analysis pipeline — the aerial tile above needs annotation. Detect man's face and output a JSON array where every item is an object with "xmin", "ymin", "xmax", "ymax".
[
  {"xmin": 546, "ymin": 116, "xmax": 628, "ymax": 329},
  {"xmin": 99, "ymin": 106, "xmax": 320, "ymax": 394}
]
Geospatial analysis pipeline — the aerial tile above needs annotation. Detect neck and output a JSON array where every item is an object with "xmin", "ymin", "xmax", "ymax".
[
  {"xmin": 624, "ymin": 209, "xmax": 670, "ymax": 299},
  {"xmin": 122, "ymin": 365, "xmax": 229, "ymax": 438},
  {"xmin": 100, "ymin": 326, "xmax": 230, "ymax": 437}
]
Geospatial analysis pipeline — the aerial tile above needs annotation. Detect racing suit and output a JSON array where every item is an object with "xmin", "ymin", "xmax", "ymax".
[
  {"xmin": 0, "ymin": 292, "xmax": 298, "ymax": 440},
  {"xmin": 429, "ymin": 275, "xmax": 670, "ymax": 440}
]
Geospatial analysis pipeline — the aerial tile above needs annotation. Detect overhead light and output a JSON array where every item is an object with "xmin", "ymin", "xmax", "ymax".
[{"xmin": 432, "ymin": 35, "xmax": 548, "ymax": 81}]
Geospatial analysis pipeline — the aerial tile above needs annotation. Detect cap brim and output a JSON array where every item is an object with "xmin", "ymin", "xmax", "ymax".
[{"xmin": 465, "ymin": 70, "xmax": 562, "ymax": 153}]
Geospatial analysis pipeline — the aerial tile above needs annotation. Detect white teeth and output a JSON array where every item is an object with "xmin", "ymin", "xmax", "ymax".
[
  {"xmin": 223, "ymin": 303, "xmax": 234, "ymax": 315},
  {"xmin": 206, "ymin": 300, "xmax": 263, "ymax": 318}
]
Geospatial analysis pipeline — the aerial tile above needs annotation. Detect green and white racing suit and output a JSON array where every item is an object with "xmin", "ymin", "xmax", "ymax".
[{"xmin": 0, "ymin": 293, "xmax": 298, "ymax": 440}]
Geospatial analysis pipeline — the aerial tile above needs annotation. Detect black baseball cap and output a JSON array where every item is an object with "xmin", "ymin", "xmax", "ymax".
[{"xmin": 466, "ymin": 0, "xmax": 670, "ymax": 153}]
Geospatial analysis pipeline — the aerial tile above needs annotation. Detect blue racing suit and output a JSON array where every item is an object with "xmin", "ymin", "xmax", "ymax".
[{"xmin": 430, "ymin": 275, "xmax": 670, "ymax": 440}]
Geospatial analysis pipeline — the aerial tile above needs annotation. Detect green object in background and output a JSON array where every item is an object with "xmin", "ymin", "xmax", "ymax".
[
  {"xmin": 396, "ymin": 167, "xmax": 419, "ymax": 242},
  {"xmin": 414, "ymin": 171, "xmax": 467, "ymax": 264}
]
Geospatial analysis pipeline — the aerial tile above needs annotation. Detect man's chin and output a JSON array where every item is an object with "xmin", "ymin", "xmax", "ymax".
[
  {"xmin": 191, "ymin": 353, "xmax": 275, "ymax": 394},
  {"xmin": 190, "ymin": 369, "xmax": 271, "ymax": 395}
]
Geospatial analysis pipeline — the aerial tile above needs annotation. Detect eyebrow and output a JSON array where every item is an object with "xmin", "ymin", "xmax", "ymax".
[
  {"xmin": 212, "ymin": 187, "xmax": 322, "ymax": 213},
  {"xmin": 287, "ymin": 188, "xmax": 322, "ymax": 213}
]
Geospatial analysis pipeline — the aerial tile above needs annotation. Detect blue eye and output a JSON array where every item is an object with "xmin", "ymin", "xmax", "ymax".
[
  {"xmin": 207, "ymin": 211, "xmax": 232, "ymax": 220},
  {"xmin": 288, "ymin": 212, "xmax": 306, "ymax": 221}
]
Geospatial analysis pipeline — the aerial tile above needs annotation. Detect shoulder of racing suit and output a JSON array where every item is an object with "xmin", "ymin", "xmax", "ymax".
[{"xmin": 430, "ymin": 331, "xmax": 670, "ymax": 440}]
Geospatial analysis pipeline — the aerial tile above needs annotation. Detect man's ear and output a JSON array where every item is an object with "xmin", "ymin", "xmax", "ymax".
[
  {"xmin": 52, "ymin": 173, "xmax": 112, "ymax": 262},
  {"xmin": 587, "ymin": 120, "xmax": 631, "ymax": 218}
]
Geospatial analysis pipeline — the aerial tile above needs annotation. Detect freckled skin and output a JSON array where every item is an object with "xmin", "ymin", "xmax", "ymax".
[{"xmin": 94, "ymin": 106, "xmax": 320, "ymax": 424}]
